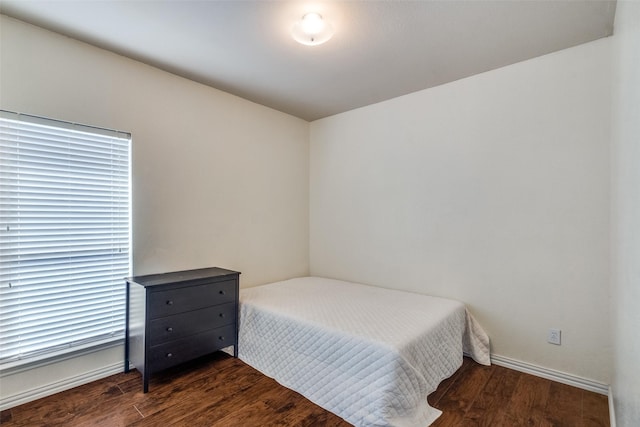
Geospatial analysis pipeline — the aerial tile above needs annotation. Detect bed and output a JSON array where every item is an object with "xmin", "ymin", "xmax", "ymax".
[{"xmin": 238, "ymin": 277, "xmax": 490, "ymax": 427}]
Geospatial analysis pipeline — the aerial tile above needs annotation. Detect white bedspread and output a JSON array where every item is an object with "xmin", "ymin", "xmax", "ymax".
[{"xmin": 238, "ymin": 277, "xmax": 490, "ymax": 427}]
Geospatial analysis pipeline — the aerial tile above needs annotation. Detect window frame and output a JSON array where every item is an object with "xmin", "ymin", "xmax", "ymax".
[{"xmin": 0, "ymin": 110, "xmax": 132, "ymax": 371}]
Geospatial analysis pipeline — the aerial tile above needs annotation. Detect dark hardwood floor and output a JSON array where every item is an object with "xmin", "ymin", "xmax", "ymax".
[{"xmin": 0, "ymin": 353, "xmax": 609, "ymax": 426}]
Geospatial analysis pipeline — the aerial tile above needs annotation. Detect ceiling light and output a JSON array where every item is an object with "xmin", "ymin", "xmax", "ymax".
[{"xmin": 292, "ymin": 13, "xmax": 334, "ymax": 46}]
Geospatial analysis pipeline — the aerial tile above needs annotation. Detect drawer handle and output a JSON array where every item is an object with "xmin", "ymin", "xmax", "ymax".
[
  {"xmin": 166, "ymin": 327, "xmax": 173, "ymax": 332},
  {"xmin": 166, "ymin": 353, "xmax": 173, "ymax": 358},
  {"xmin": 218, "ymin": 336, "xmax": 225, "ymax": 341},
  {"xmin": 219, "ymin": 290, "xmax": 225, "ymax": 295},
  {"xmin": 166, "ymin": 300, "xmax": 173, "ymax": 306},
  {"xmin": 219, "ymin": 313, "xmax": 225, "ymax": 318}
]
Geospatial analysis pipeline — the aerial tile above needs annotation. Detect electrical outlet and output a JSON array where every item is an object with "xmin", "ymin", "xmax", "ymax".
[{"xmin": 548, "ymin": 328, "xmax": 561, "ymax": 345}]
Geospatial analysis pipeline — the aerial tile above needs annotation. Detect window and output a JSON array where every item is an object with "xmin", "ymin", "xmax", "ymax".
[{"xmin": 0, "ymin": 110, "xmax": 131, "ymax": 368}]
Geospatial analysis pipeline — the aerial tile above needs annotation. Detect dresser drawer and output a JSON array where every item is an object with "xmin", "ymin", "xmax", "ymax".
[
  {"xmin": 148, "ymin": 302, "xmax": 236, "ymax": 346},
  {"xmin": 149, "ymin": 279, "xmax": 236, "ymax": 318},
  {"xmin": 148, "ymin": 324, "xmax": 236, "ymax": 373}
]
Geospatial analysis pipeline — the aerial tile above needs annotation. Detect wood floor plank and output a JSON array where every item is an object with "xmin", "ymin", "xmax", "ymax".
[
  {"xmin": 0, "ymin": 409, "xmax": 13, "ymax": 424},
  {"xmin": 543, "ymin": 381, "xmax": 583, "ymax": 427},
  {"xmin": 276, "ymin": 397, "xmax": 350, "ymax": 427},
  {"xmin": 427, "ymin": 357, "xmax": 472, "ymax": 407},
  {"xmin": 136, "ymin": 366, "xmax": 264, "ymax": 425},
  {"xmin": 497, "ymin": 372, "xmax": 553, "ymax": 427},
  {"xmin": 458, "ymin": 364, "xmax": 521, "ymax": 427},
  {"xmin": 1, "ymin": 353, "xmax": 610, "ymax": 427},
  {"xmin": 60, "ymin": 405, "xmax": 143, "ymax": 427},
  {"xmin": 8, "ymin": 377, "xmax": 134, "ymax": 426},
  {"xmin": 208, "ymin": 384, "xmax": 348, "ymax": 427},
  {"xmin": 583, "ymin": 389, "xmax": 610, "ymax": 427},
  {"xmin": 131, "ymin": 368, "xmax": 278, "ymax": 425},
  {"xmin": 430, "ymin": 360, "xmax": 494, "ymax": 426}
]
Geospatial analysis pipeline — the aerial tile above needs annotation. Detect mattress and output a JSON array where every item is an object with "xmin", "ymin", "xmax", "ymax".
[{"xmin": 238, "ymin": 277, "xmax": 490, "ymax": 427}]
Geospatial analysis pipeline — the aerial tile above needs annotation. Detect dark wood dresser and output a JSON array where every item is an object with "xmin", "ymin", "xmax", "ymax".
[{"xmin": 125, "ymin": 267, "xmax": 240, "ymax": 392}]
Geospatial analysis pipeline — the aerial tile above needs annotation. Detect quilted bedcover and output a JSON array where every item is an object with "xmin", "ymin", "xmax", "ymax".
[{"xmin": 238, "ymin": 277, "xmax": 490, "ymax": 427}]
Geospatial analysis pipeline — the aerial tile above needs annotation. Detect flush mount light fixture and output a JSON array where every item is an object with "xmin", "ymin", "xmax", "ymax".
[{"xmin": 292, "ymin": 12, "xmax": 334, "ymax": 46}]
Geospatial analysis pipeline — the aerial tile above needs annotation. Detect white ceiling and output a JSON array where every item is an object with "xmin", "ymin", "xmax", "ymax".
[{"xmin": 0, "ymin": 1, "xmax": 616, "ymax": 121}]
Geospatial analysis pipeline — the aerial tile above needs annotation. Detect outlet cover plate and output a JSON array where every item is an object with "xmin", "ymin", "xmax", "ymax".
[{"xmin": 548, "ymin": 328, "xmax": 561, "ymax": 345}]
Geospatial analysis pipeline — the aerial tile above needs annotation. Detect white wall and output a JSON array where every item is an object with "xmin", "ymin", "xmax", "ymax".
[
  {"xmin": 0, "ymin": 15, "xmax": 309, "ymax": 405},
  {"xmin": 611, "ymin": 2, "xmax": 640, "ymax": 425},
  {"xmin": 310, "ymin": 39, "xmax": 611, "ymax": 383}
]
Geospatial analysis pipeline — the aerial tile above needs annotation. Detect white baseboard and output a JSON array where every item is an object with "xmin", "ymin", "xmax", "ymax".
[
  {"xmin": 490, "ymin": 354, "xmax": 609, "ymax": 395},
  {"xmin": 608, "ymin": 386, "xmax": 616, "ymax": 427},
  {"xmin": 0, "ymin": 362, "xmax": 125, "ymax": 411}
]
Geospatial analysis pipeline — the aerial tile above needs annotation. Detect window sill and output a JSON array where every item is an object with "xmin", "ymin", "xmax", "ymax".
[{"xmin": 0, "ymin": 338, "xmax": 124, "ymax": 377}]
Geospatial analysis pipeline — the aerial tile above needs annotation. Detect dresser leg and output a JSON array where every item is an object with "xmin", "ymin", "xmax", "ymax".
[{"xmin": 143, "ymin": 373, "xmax": 149, "ymax": 393}]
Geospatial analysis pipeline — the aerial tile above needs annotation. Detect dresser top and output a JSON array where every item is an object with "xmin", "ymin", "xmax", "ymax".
[{"xmin": 126, "ymin": 267, "xmax": 240, "ymax": 288}]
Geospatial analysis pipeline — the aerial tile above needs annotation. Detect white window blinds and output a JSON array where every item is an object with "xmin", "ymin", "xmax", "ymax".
[{"xmin": 0, "ymin": 110, "xmax": 131, "ymax": 367}]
